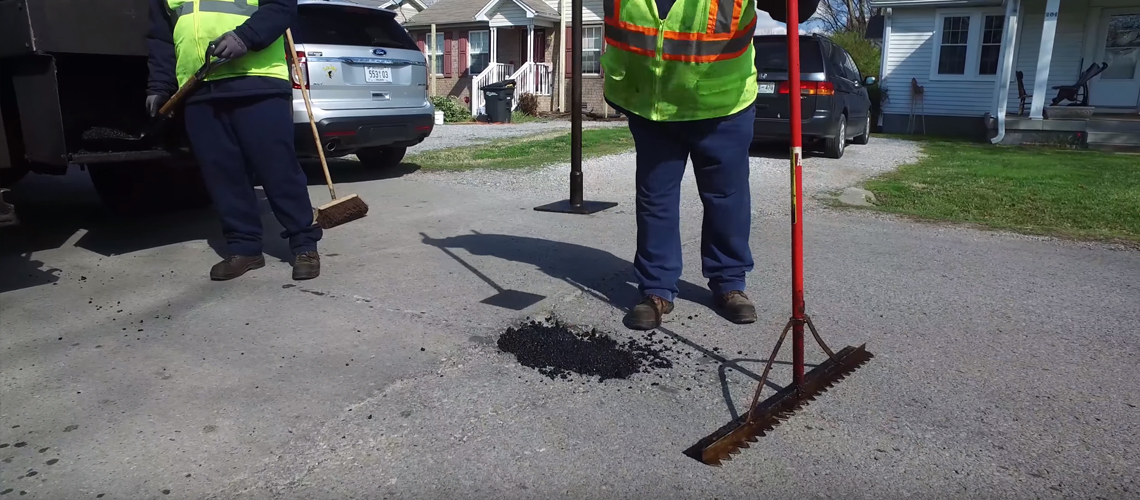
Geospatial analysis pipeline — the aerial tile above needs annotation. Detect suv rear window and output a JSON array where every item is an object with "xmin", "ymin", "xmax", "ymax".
[
  {"xmin": 752, "ymin": 37, "xmax": 825, "ymax": 74},
  {"xmin": 295, "ymin": 5, "xmax": 418, "ymax": 50}
]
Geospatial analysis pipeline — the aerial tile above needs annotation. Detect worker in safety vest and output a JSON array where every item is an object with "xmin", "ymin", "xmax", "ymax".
[
  {"xmin": 146, "ymin": 0, "xmax": 322, "ymax": 281},
  {"xmin": 603, "ymin": 0, "xmax": 818, "ymax": 330}
]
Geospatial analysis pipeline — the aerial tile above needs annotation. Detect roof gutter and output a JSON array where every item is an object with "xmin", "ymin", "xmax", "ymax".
[
  {"xmin": 869, "ymin": 0, "xmax": 1001, "ymax": 7},
  {"xmin": 990, "ymin": 0, "xmax": 1020, "ymax": 144}
]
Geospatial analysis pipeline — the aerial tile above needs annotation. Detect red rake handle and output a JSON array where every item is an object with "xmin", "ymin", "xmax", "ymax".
[{"xmin": 785, "ymin": 0, "xmax": 807, "ymax": 386}]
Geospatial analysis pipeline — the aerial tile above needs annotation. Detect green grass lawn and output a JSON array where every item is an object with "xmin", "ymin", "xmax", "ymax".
[
  {"xmin": 860, "ymin": 140, "xmax": 1140, "ymax": 245},
  {"xmin": 404, "ymin": 127, "xmax": 634, "ymax": 171}
]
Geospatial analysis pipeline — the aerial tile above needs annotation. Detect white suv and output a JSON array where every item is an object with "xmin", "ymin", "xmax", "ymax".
[{"xmin": 290, "ymin": 0, "xmax": 434, "ymax": 168}]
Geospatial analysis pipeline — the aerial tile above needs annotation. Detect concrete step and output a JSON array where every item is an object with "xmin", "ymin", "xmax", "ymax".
[
  {"xmin": 1086, "ymin": 131, "xmax": 1140, "ymax": 146},
  {"xmin": 1086, "ymin": 119, "xmax": 1140, "ymax": 134}
]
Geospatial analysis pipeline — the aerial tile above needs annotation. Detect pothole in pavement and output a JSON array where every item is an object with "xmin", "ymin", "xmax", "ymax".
[{"xmin": 497, "ymin": 318, "xmax": 676, "ymax": 382}]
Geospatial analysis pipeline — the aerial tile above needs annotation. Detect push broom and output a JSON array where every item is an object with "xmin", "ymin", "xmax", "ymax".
[
  {"xmin": 285, "ymin": 28, "xmax": 369, "ymax": 229},
  {"xmin": 682, "ymin": 0, "xmax": 873, "ymax": 466}
]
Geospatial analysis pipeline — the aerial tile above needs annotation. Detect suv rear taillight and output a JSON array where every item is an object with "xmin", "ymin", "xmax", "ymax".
[
  {"xmin": 778, "ymin": 81, "xmax": 835, "ymax": 96},
  {"xmin": 289, "ymin": 51, "xmax": 310, "ymax": 90}
]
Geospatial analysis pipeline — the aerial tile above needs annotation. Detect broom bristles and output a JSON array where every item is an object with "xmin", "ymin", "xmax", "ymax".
[{"xmin": 315, "ymin": 194, "xmax": 368, "ymax": 229}]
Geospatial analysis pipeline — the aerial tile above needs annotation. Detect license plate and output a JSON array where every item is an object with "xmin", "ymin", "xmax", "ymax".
[
  {"xmin": 365, "ymin": 66, "xmax": 392, "ymax": 83},
  {"xmin": 757, "ymin": 82, "xmax": 776, "ymax": 94}
]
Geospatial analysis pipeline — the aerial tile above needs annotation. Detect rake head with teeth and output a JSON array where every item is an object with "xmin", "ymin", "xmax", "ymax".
[{"xmin": 683, "ymin": 316, "xmax": 873, "ymax": 466}]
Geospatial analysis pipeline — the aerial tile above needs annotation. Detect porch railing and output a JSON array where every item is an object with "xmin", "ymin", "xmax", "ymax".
[
  {"xmin": 470, "ymin": 62, "xmax": 515, "ymax": 117},
  {"xmin": 507, "ymin": 62, "xmax": 555, "ymax": 108}
]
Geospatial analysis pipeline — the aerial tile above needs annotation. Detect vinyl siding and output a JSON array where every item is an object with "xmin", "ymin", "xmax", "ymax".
[
  {"xmin": 881, "ymin": 7, "xmax": 1005, "ymax": 117},
  {"xmin": 490, "ymin": 1, "xmax": 531, "ymax": 26},
  {"xmin": 541, "ymin": 0, "xmax": 604, "ymax": 22}
]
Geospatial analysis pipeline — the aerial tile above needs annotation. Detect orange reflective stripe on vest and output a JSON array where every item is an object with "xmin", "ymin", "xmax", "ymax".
[{"xmin": 603, "ymin": 0, "xmax": 755, "ymax": 62}]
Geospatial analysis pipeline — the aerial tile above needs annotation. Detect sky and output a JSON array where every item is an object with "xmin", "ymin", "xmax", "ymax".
[{"xmin": 753, "ymin": 9, "xmax": 828, "ymax": 35}]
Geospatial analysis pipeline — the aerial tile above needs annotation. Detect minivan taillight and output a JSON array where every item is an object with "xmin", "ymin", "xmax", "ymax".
[
  {"xmin": 289, "ymin": 50, "xmax": 310, "ymax": 90},
  {"xmin": 778, "ymin": 81, "xmax": 835, "ymax": 96}
]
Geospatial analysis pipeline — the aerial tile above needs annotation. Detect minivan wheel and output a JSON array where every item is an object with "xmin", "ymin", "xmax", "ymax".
[
  {"xmin": 356, "ymin": 146, "xmax": 407, "ymax": 169},
  {"xmin": 824, "ymin": 115, "xmax": 846, "ymax": 159},
  {"xmin": 852, "ymin": 115, "xmax": 871, "ymax": 145}
]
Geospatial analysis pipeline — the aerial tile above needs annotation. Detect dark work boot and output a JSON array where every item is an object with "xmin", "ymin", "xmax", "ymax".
[
  {"xmin": 623, "ymin": 294, "xmax": 674, "ymax": 331},
  {"xmin": 715, "ymin": 290, "xmax": 757, "ymax": 324},
  {"xmin": 210, "ymin": 255, "xmax": 266, "ymax": 281},
  {"xmin": 292, "ymin": 251, "xmax": 320, "ymax": 281}
]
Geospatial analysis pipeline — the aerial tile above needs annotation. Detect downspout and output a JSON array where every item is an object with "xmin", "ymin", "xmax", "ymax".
[
  {"xmin": 878, "ymin": 8, "xmax": 892, "ymax": 129},
  {"xmin": 991, "ymin": 0, "xmax": 1020, "ymax": 144}
]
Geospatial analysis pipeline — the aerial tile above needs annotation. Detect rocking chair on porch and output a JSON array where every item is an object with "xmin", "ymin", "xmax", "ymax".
[{"xmin": 1050, "ymin": 62, "xmax": 1109, "ymax": 106}]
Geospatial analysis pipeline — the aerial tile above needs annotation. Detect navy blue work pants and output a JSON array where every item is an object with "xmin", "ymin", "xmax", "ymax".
[
  {"xmin": 627, "ymin": 106, "xmax": 755, "ymax": 302},
  {"xmin": 184, "ymin": 94, "xmax": 322, "ymax": 256}
]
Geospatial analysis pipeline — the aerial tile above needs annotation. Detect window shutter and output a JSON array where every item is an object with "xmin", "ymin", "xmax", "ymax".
[
  {"xmin": 564, "ymin": 27, "xmax": 573, "ymax": 77},
  {"xmin": 459, "ymin": 33, "xmax": 469, "ymax": 76},
  {"xmin": 417, "ymin": 33, "xmax": 425, "ymax": 52},
  {"xmin": 444, "ymin": 32, "xmax": 453, "ymax": 77}
]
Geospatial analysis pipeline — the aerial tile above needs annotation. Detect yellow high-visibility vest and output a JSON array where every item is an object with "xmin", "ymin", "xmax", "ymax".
[
  {"xmin": 167, "ymin": 0, "xmax": 290, "ymax": 87},
  {"xmin": 602, "ymin": 0, "xmax": 758, "ymax": 121}
]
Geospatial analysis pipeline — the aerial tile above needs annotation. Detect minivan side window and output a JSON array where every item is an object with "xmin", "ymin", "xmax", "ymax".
[
  {"xmin": 829, "ymin": 44, "xmax": 853, "ymax": 80},
  {"xmin": 843, "ymin": 52, "xmax": 862, "ymax": 81}
]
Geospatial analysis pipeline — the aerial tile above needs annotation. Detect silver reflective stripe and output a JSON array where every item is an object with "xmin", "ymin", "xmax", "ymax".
[
  {"xmin": 713, "ymin": 0, "xmax": 735, "ymax": 34},
  {"xmin": 662, "ymin": 32, "xmax": 751, "ymax": 59},
  {"xmin": 604, "ymin": 25, "xmax": 657, "ymax": 54},
  {"xmin": 173, "ymin": 0, "xmax": 258, "ymax": 18}
]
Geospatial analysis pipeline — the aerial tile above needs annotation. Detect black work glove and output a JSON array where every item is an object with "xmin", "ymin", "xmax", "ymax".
[
  {"xmin": 146, "ymin": 92, "xmax": 170, "ymax": 117},
  {"xmin": 212, "ymin": 31, "xmax": 248, "ymax": 60}
]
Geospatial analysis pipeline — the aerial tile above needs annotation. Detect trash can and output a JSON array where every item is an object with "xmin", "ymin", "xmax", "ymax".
[{"xmin": 481, "ymin": 79, "xmax": 517, "ymax": 123}]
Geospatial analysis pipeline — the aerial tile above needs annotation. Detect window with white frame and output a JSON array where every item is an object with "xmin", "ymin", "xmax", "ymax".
[
  {"xmin": 978, "ymin": 15, "xmax": 1004, "ymax": 75},
  {"xmin": 932, "ymin": 11, "xmax": 1006, "ymax": 79},
  {"xmin": 428, "ymin": 32, "xmax": 444, "ymax": 75},
  {"xmin": 469, "ymin": 30, "xmax": 490, "ymax": 75},
  {"xmin": 582, "ymin": 26, "xmax": 602, "ymax": 75}
]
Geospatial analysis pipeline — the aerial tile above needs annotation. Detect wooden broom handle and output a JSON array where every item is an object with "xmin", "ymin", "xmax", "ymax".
[{"xmin": 285, "ymin": 28, "xmax": 337, "ymax": 200}]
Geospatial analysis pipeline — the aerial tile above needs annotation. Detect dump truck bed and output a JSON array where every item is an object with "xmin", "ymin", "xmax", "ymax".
[{"xmin": 0, "ymin": 0, "xmax": 150, "ymax": 58}]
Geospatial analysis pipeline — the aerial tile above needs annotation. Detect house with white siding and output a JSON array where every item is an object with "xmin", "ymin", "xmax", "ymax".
[{"xmin": 871, "ymin": 0, "xmax": 1140, "ymax": 149}]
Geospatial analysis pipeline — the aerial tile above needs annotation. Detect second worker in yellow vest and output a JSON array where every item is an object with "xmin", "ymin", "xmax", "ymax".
[
  {"xmin": 604, "ymin": 0, "xmax": 819, "ymax": 330},
  {"xmin": 147, "ymin": 0, "xmax": 323, "ymax": 281}
]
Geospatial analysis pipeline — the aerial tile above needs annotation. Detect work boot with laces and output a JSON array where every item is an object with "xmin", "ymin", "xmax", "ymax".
[
  {"xmin": 292, "ymin": 251, "xmax": 320, "ymax": 280},
  {"xmin": 716, "ymin": 290, "xmax": 757, "ymax": 324},
  {"xmin": 210, "ymin": 254, "xmax": 266, "ymax": 281},
  {"xmin": 623, "ymin": 294, "xmax": 674, "ymax": 331}
]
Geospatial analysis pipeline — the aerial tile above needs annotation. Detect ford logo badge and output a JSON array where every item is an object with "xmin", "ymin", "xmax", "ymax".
[{"xmin": 372, "ymin": 48, "xmax": 387, "ymax": 56}]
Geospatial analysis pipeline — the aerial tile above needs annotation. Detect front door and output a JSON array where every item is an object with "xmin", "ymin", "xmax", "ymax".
[{"xmin": 1090, "ymin": 10, "xmax": 1140, "ymax": 108}]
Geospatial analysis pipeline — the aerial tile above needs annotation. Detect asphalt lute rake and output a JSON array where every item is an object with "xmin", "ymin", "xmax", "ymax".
[{"xmin": 682, "ymin": 0, "xmax": 873, "ymax": 467}]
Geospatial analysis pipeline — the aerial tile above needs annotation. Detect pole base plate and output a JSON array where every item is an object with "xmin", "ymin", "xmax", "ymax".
[{"xmin": 533, "ymin": 200, "xmax": 618, "ymax": 215}]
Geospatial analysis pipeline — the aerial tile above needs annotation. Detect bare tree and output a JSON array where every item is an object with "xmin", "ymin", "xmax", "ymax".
[{"xmin": 811, "ymin": 0, "xmax": 875, "ymax": 34}]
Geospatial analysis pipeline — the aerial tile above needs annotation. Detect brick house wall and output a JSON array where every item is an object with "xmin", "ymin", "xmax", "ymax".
[{"xmin": 408, "ymin": 24, "xmax": 619, "ymax": 117}]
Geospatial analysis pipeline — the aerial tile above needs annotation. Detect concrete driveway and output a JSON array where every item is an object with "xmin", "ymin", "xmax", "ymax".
[{"xmin": 1, "ymin": 135, "xmax": 1137, "ymax": 499}]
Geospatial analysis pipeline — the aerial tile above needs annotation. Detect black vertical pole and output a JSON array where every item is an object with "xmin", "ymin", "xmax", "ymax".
[
  {"xmin": 569, "ymin": 0, "xmax": 584, "ymax": 207},
  {"xmin": 532, "ymin": 0, "xmax": 617, "ymax": 215}
]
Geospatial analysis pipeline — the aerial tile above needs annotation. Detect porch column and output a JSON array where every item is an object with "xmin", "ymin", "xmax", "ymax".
[
  {"xmin": 527, "ymin": 24, "xmax": 535, "ymax": 63},
  {"xmin": 1029, "ymin": 0, "xmax": 1061, "ymax": 119},
  {"xmin": 491, "ymin": 27, "xmax": 498, "ymax": 64},
  {"xmin": 991, "ymin": 0, "xmax": 1021, "ymax": 117}
]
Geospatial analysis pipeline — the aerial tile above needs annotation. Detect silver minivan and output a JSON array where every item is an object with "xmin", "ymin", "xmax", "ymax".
[{"xmin": 290, "ymin": 0, "xmax": 434, "ymax": 168}]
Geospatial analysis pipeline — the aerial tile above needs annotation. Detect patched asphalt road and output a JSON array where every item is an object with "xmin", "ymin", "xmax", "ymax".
[{"xmin": 2, "ymin": 134, "xmax": 1137, "ymax": 499}]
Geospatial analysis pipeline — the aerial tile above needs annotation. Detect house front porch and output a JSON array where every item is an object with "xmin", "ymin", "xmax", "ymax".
[
  {"xmin": 987, "ymin": 0, "xmax": 1140, "ymax": 147},
  {"xmin": 467, "ymin": 0, "xmax": 559, "ymax": 116},
  {"xmin": 987, "ymin": 112, "xmax": 1140, "ymax": 149}
]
